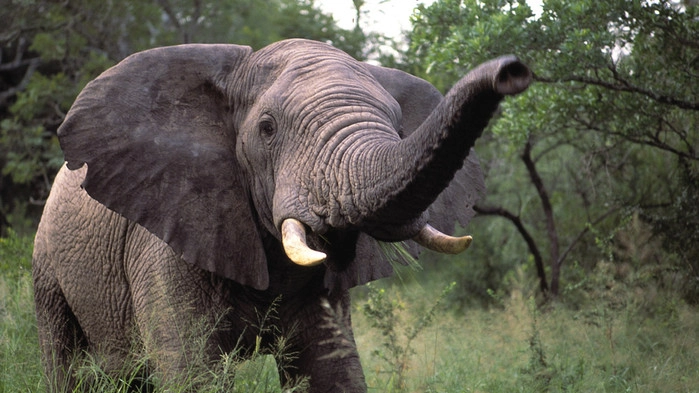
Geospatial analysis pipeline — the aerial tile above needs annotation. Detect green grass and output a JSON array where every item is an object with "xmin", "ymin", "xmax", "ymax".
[
  {"xmin": 1, "ymin": 274, "xmax": 45, "ymax": 392},
  {"xmin": 0, "ymin": 231, "xmax": 45, "ymax": 392},
  {"xmin": 2, "ymin": 231, "xmax": 699, "ymax": 392},
  {"xmin": 352, "ymin": 277, "xmax": 699, "ymax": 393}
]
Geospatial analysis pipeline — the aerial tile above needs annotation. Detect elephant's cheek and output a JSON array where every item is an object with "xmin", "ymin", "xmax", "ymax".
[
  {"xmin": 271, "ymin": 182, "xmax": 327, "ymax": 237},
  {"xmin": 250, "ymin": 182, "xmax": 276, "ymax": 235}
]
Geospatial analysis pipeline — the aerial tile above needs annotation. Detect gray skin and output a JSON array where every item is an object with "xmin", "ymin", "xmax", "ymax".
[{"xmin": 32, "ymin": 39, "xmax": 531, "ymax": 392}]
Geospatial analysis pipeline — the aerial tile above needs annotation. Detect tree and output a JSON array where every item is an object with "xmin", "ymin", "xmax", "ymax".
[
  {"xmin": 0, "ymin": 0, "xmax": 373, "ymax": 235},
  {"xmin": 404, "ymin": 0, "xmax": 698, "ymax": 301}
]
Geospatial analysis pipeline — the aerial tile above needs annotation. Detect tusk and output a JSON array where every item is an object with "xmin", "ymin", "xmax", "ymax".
[
  {"xmin": 281, "ymin": 218, "xmax": 327, "ymax": 266},
  {"xmin": 413, "ymin": 224, "xmax": 473, "ymax": 254}
]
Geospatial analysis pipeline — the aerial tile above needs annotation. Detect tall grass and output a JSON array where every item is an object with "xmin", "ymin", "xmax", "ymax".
[
  {"xmin": 0, "ymin": 268, "xmax": 301, "ymax": 392},
  {"xmin": 2, "ymin": 230, "xmax": 699, "ymax": 392},
  {"xmin": 0, "ymin": 272, "xmax": 45, "ymax": 391},
  {"xmin": 0, "ymin": 231, "xmax": 303, "ymax": 392},
  {"xmin": 352, "ymin": 271, "xmax": 699, "ymax": 393},
  {"xmin": 1, "ymin": 230, "xmax": 44, "ymax": 391}
]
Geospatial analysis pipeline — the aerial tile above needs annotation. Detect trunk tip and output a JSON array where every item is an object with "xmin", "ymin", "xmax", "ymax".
[{"xmin": 494, "ymin": 56, "xmax": 532, "ymax": 96}]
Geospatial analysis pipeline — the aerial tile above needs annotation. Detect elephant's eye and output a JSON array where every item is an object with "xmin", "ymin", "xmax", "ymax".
[{"xmin": 259, "ymin": 117, "xmax": 276, "ymax": 140}]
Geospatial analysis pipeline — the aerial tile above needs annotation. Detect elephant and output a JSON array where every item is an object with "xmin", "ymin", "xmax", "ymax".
[{"xmin": 32, "ymin": 38, "xmax": 531, "ymax": 392}]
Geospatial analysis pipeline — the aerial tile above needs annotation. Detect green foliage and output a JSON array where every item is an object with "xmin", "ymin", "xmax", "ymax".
[
  {"xmin": 423, "ymin": 223, "xmax": 529, "ymax": 309},
  {"xmin": 564, "ymin": 213, "xmax": 696, "ymax": 313},
  {"xmin": 520, "ymin": 296, "xmax": 552, "ymax": 391},
  {"xmin": 0, "ymin": 229, "xmax": 33, "ymax": 280},
  {"xmin": 403, "ymin": 0, "xmax": 699, "ymax": 299},
  {"xmin": 0, "ymin": 230, "xmax": 40, "ymax": 389},
  {"xmin": 407, "ymin": 0, "xmax": 534, "ymax": 92},
  {"xmin": 360, "ymin": 281, "xmax": 455, "ymax": 392},
  {"xmin": 351, "ymin": 273, "xmax": 699, "ymax": 393},
  {"xmin": 643, "ymin": 161, "xmax": 699, "ymax": 303},
  {"xmin": 0, "ymin": 273, "xmax": 44, "ymax": 392},
  {"xmin": 65, "ymin": 347, "xmax": 303, "ymax": 392}
]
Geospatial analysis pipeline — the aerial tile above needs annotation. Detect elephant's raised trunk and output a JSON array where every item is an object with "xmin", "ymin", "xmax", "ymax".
[
  {"xmin": 281, "ymin": 56, "xmax": 531, "ymax": 266},
  {"xmin": 356, "ymin": 56, "xmax": 531, "ymax": 240}
]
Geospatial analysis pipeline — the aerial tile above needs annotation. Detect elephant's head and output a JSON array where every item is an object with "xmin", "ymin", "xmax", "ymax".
[{"xmin": 58, "ymin": 39, "xmax": 531, "ymax": 291}]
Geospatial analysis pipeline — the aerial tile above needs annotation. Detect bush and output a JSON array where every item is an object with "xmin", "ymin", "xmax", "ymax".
[{"xmin": 359, "ymin": 281, "xmax": 455, "ymax": 392}]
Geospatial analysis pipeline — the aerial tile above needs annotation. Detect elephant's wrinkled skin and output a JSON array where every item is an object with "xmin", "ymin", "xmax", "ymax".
[{"xmin": 33, "ymin": 39, "xmax": 531, "ymax": 392}]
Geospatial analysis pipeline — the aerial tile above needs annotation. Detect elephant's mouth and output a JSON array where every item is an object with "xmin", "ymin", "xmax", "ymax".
[{"xmin": 280, "ymin": 218, "xmax": 472, "ymax": 266}]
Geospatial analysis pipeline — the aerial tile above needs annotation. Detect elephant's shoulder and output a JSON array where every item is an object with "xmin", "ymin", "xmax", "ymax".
[{"xmin": 42, "ymin": 164, "xmax": 130, "ymax": 237}]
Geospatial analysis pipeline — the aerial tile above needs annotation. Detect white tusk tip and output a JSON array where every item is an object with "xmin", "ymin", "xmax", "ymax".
[
  {"xmin": 413, "ymin": 224, "xmax": 473, "ymax": 254},
  {"xmin": 281, "ymin": 218, "xmax": 327, "ymax": 266},
  {"xmin": 449, "ymin": 235, "xmax": 473, "ymax": 254},
  {"xmin": 284, "ymin": 245, "xmax": 327, "ymax": 266}
]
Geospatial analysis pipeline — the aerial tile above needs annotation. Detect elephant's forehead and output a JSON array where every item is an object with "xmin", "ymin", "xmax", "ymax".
[
  {"xmin": 249, "ymin": 42, "xmax": 402, "ymax": 129},
  {"xmin": 278, "ymin": 61, "xmax": 400, "ymax": 116}
]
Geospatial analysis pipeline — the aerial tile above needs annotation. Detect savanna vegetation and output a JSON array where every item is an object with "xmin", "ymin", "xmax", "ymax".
[{"xmin": 1, "ymin": 0, "xmax": 698, "ymax": 391}]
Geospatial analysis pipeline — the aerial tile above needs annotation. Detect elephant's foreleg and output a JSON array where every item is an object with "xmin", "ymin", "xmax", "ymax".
[
  {"xmin": 126, "ymin": 241, "xmax": 251, "ymax": 387},
  {"xmin": 277, "ymin": 292, "xmax": 367, "ymax": 393}
]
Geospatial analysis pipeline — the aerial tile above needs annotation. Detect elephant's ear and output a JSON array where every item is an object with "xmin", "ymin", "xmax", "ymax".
[
  {"xmin": 366, "ymin": 64, "xmax": 486, "ymax": 240},
  {"xmin": 58, "ymin": 44, "xmax": 271, "ymax": 290}
]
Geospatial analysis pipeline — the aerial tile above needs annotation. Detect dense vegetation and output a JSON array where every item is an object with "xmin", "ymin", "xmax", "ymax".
[
  {"xmin": 401, "ymin": 0, "xmax": 698, "ymax": 303},
  {"xmin": 1, "ymin": 0, "xmax": 698, "ymax": 391}
]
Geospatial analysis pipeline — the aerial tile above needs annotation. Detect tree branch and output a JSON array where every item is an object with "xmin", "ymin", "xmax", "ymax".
[
  {"xmin": 156, "ymin": 0, "xmax": 182, "ymax": 30},
  {"xmin": 522, "ymin": 137, "xmax": 560, "ymax": 261},
  {"xmin": 0, "ymin": 57, "xmax": 40, "ymax": 106},
  {"xmin": 473, "ymin": 205, "xmax": 549, "ymax": 295},
  {"xmin": 571, "ymin": 115, "xmax": 698, "ymax": 161},
  {"xmin": 535, "ymin": 74, "xmax": 699, "ymax": 111},
  {"xmin": 0, "ymin": 36, "xmax": 41, "ymax": 105},
  {"xmin": 521, "ymin": 136, "xmax": 561, "ymax": 295},
  {"xmin": 555, "ymin": 206, "xmax": 620, "ymax": 269}
]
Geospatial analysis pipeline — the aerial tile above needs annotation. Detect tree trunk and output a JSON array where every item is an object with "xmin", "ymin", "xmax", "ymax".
[
  {"xmin": 474, "ymin": 205, "xmax": 549, "ymax": 295},
  {"xmin": 521, "ymin": 137, "xmax": 560, "ymax": 296}
]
